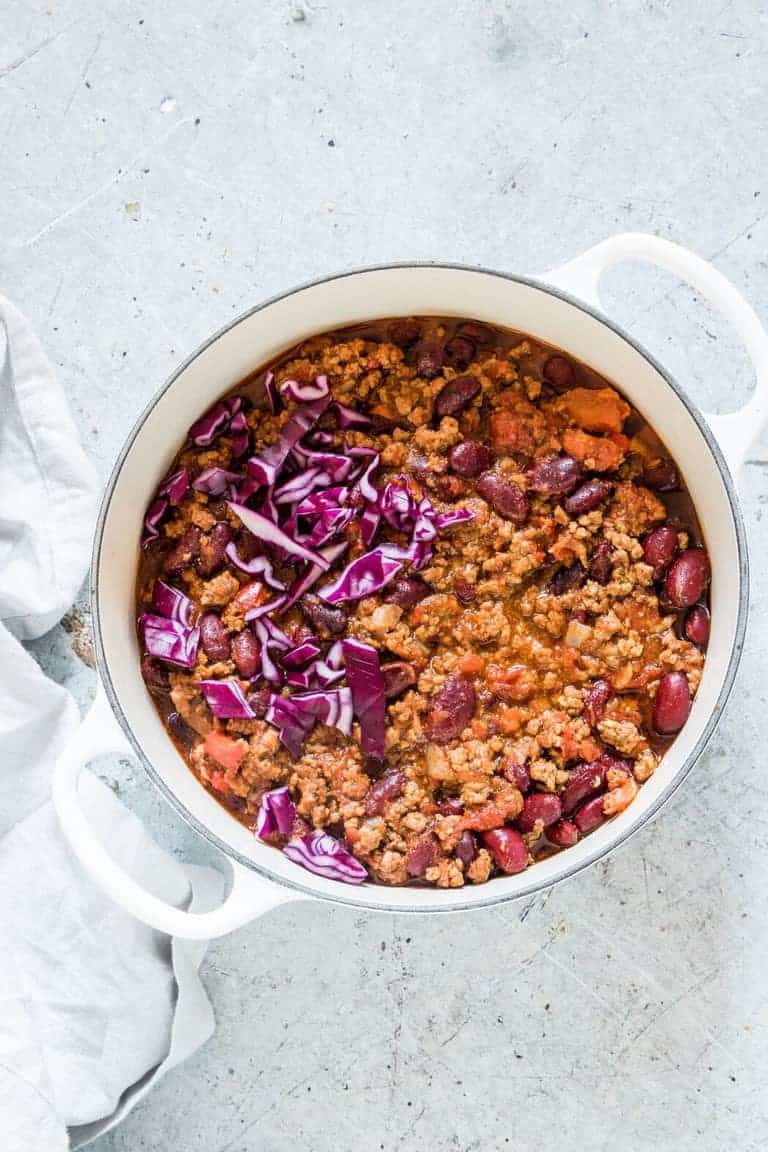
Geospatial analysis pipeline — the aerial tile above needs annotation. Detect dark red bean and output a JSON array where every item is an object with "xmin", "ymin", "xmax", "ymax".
[
  {"xmin": 388, "ymin": 319, "xmax": 421, "ymax": 348},
  {"xmin": 589, "ymin": 539, "xmax": 614, "ymax": 585},
  {"xmin": 482, "ymin": 827, "xmax": 529, "ymax": 874},
  {"xmin": 163, "ymin": 526, "xmax": 201, "ymax": 574},
  {"xmin": 502, "ymin": 759, "xmax": 531, "ymax": 792},
  {"xmin": 167, "ymin": 710, "xmax": 196, "ymax": 746},
  {"xmin": 434, "ymin": 374, "xmax": 481, "ymax": 419},
  {"xmin": 453, "ymin": 578, "xmax": 477, "ymax": 604},
  {"xmin": 426, "ymin": 675, "xmax": 476, "ymax": 743},
  {"xmin": 369, "ymin": 410, "xmax": 414, "ymax": 433},
  {"xmin": 547, "ymin": 819, "xmax": 580, "ymax": 848},
  {"xmin": 665, "ymin": 548, "xmax": 711, "ymax": 609},
  {"xmin": 476, "ymin": 471, "xmax": 529, "ymax": 522},
  {"xmin": 573, "ymin": 794, "xmax": 607, "ymax": 833},
  {"xmin": 565, "ymin": 479, "xmax": 612, "ymax": 516},
  {"xmin": 543, "ymin": 355, "xmax": 575, "ymax": 392},
  {"xmin": 416, "ymin": 339, "xmax": 444, "ymax": 379},
  {"xmin": 406, "ymin": 834, "xmax": 440, "ymax": 877},
  {"xmin": 141, "ymin": 654, "xmax": 169, "ymax": 694},
  {"xmin": 562, "ymin": 760, "xmax": 607, "ymax": 814},
  {"xmin": 643, "ymin": 525, "xmax": 678, "ymax": 580},
  {"xmin": 197, "ymin": 522, "xmax": 232, "ymax": 578},
  {"xmin": 516, "ymin": 792, "xmax": 563, "ymax": 832},
  {"xmin": 364, "ymin": 770, "xmax": 406, "ymax": 816},
  {"xmin": 247, "ymin": 689, "xmax": 271, "ymax": 719},
  {"xmin": 652, "ymin": 671, "xmax": 691, "ymax": 734},
  {"xmin": 684, "ymin": 604, "xmax": 710, "ymax": 647},
  {"xmin": 232, "ymin": 628, "xmax": 260, "ymax": 678},
  {"xmin": 528, "ymin": 455, "xmax": 582, "ymax": 494},
  {"xmin": 384, "ymin": 575, "xmax": 429, "ymax": 609},
  {"xmin": 301, "ymin": 594, "xmax": 348, "ymax": 636},
  {"xmin": 457, "ymin": 321, "xmax": 494, "ymax": 345},
  {"xmin": 443, "ymin": 335, "xmax": 476, "ymax": 370},
  {"xmin": 448, "ymin": 440, "xmax": 492, "ymax": 477},
  {"xmin": 456, "ymin": 830, "xmax": 477, "ymax": 864},
  {"xmin": 199, "ymin": 613, "xmax": 231, "ymax": 662},
  {"xmin": 548, "ymin": 561, "xmax": 585, "ymax": 596},
  {"xmin": 583, "ymin": 679, "xmax": 612, "ymax": 728},
  {"xmin": 437, "ymin": 797, "xmax": 465, "ymax": 815},
  {"xmin": 381, "ymin": 660, "xmax": 417, "ymax": 699},
  {"xmin": 643, "ymin": 457, "xmax": 679, "ymax": 491}
]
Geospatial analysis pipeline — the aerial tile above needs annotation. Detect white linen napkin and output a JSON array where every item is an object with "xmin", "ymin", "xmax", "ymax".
[{"xmin": 0, "ymin": 294, "xmax": 223, "ymax": 1151}]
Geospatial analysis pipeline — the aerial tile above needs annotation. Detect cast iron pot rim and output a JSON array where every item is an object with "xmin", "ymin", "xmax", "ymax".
[{"xmin": 91, "ymin": 261, "xmax": 749, "ymax": 914}]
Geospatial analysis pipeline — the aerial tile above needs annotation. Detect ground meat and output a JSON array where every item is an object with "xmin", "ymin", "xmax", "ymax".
[{"xmin": 137, "ymin": 316, "xmax": 708, "ymax": 889}]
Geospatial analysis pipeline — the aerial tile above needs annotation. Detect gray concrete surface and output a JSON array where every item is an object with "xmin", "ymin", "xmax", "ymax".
[{"xmin": 3, "ymin": 1, "xmax": 768, "ymax": 1148}]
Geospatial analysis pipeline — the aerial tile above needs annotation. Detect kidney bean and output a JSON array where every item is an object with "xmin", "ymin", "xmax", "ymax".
[
  {"xmin": 167, "ymin": 710, "xmax": 196, "ymax": 746},
  {"xmin": 163, "ymin": 526, "xmax": 201, "ymax": 574},
  {"xmin": 543, "ymin": 355, "xmax": 575, "ymax": 392},
  {"xmin": 528, "ymin": 455, "xmax": 582, "ymax": 494},
  {"xmin": 652, "ymin": 671, "xmax": 691, "ymax": 734},
  {"xmin": 444, "ymin": 335, "xmax": 476, "ymax": 370},
  {"xmin": 547, "ymin": 819, "xmax": 580, "ymax": 848},
  {"xmin": 565, "ymin": 479, "xmax": 612, "ymax": 516},
  {"xmin": 502, "ymin": 759, "xmax": 531, "ymax": 792},
  {"xmin": 589, "ymin": 539, "xmax": 614, "ymax": 585},
  {"xmin": 141, "ymin": 654, "xmax": 169, "ymax": 694},
  {"xmin": 516, "ymin": 792, "xmax": 563, "ymax": 832},
  {"xmin": 416, "ymin": 339, "xmax": 444, "ymax": 379},
  {"xmin": 583, "ymin": 679, "xmax": 612, "ymax": 728},
  {"xmin": 562, "ymin": 760, "xmax": 607, "ymax": 814},
  {"xmin": 643, "ymin": 456, "xmax": 679, "ymax": 491},
  {"xmin": 548, "ymin": 561, "xmax": 585, "ymax": 596},
  {"xmin": 448, "ymin": 440, "xmax": 492, "ymax": 477},
  {"xmin": 301, "ymin": 594, "xmax": 348, "ymax": 636},
  {"xmin": 426, "ymin": 675, "xmax": 476, "ymax": 743},
  {"xmin": 381, "ymin": 660, "xmax": 417, "ymax": 699},
  {"xmin": 434, "ymin": 374, "xmax": 481, "ymax": 419},
  {"xmin": 246, "ymin": 688, "xmax": 271, "ymax": 719},
  {"xmin": 573, "ymin": 794, "xmax": 607, "ymax": 834},
  {"xmin": 437, "ymin": 797, "xmax": 465, "ymax": 815},
  {"xmin": 370, "ymin": 410, "xmax": 414, "ymax": 433},
  {"xmin": 665, "ymin": 548, "xmax": 711, "ymax": 609},
  {"xmin": 388, "ymin": 319, "xmax": 421, "ymax": 347},
  {"xmin": 199, "ymin": 612, "xmax": 232, "ymax": 662},
  {"xmin": 643, "ymin": 524, "xmax": 678, "ymax": 580},
  {"xmin": 384, "ymin": 574, "xmax": 428, "ymax": 609},
  {"xmin": 476, "ymin": 471, "xmax": 529, "ymax": 522},
  {"xmin": 456, "ymin": 830, "xmax": 477, "ymax": 865},
  {"xmin": 232, "ymin": 628, "xmax": 260, "ymax": 678},
  {"xmin": 453, "ymin": 578, "xmax": 477, "ymax": 604},
  {"xmin": 684, "ymin": 604, "xmax": 710, "ymax": 647},
  {"xmin": 197, "ymin": 522, "xmax": 232, "ymax": 578},
  {"xmin": 406, "ymin": 834, "xmax": 440, "ymax": 877},
  {"xmin": 482, "ymin": 827, "xmax": 529, "ymax": 874},
  {"xmin": 364, "ymin": 770, "xmax": 406, "ymax": 816},
  {"xmin": 457, "ymin": 321, "xmax": 493, "ymax": 345}
]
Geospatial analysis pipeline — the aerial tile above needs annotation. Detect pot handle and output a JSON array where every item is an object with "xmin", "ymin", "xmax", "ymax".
[
  {"xmin": 543, "ymin": 232, "xmax": 768, "ymax": 476},
  {"xmin": 52, "ymin": 685, "xmax": 304, "ymax": 939}
]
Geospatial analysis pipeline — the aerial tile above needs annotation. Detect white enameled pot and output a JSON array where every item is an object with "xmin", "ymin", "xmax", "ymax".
[{"xmin": 53, "ymin": 234, "xmax": 768, "ymax": 938}]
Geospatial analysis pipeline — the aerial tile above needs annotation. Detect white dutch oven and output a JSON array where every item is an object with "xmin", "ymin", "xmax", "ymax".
[{"xmin": 53, "ymin": 234, "xmax": 768, "ymax": 939}]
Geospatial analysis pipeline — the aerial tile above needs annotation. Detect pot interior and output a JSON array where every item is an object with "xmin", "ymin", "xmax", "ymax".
[{"xmin": 94, "ymin": 265, "xmax": 746, "ymax": 911}]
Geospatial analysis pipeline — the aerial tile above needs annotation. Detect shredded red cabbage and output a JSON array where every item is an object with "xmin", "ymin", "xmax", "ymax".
[
  {"xmin": 279, "ymin": 374, "xmax": 330, "ymax": 404},
  {"xmin": 274, "ymin": 466, "xmax": 330, "ymax": 505},
  {"xmin": 283, "ymin": 830, "xmax": 367, "ymax": 884},
  {"xmin": 229, "ymin": 409, "xmax": 250, "ymax": 458},
  {"xmin": 263, "ymin": 370, "xmax": 280, "ymax": 415},
  {"xmin": 151, "ymin": 579, "xmax": 194, "ymax": 626},
  {"xmin": 246, "ymin": 393, "xmax": 331, "ymax": 486},
  {"xmin": 285, "ymin": 669, "xmax": 313, "ymax": 689},
  {"xmin": 140, "ymin": 613, "xmax": 200, "ymax": 668},
  {"xmin": 279, "ymin": 540, "xmax": 348, "ymax": 614},
  {"xmin": 331, "ymin": 401, "xmax": 371, "ymax": 430},
  {"xmin": 288, "ymin": 687, "xmax": 353, "ymax": 736},
  {"xmin": 318, "ymin": 547, "xmax": 403, "ymax": 604},
  {"xmin": 292, "ymin": 447, "xmax": 353, "ymax": 482},
  {"xmin": 252, "ymin": 621, "xmax": 284, "ymax": 686},
  {"xmin": 193, "ymin": 466, "xmax": 241, "ymax": 496},
  {"xmin": 348, "ymin": 446, "xmax": 380, "ymax": 502},
  {"xmin": 256, "ymin": 786, "xmax": 296, "ymax": 837},
  {"xmin": 307, "ymin": 507, "xmax": 354, "ymax": 548},
  {"xmin": 342, "ymin": 638, "xmax": 386, "ymax": 760},
  {"xmin": 141, "ymin": 470, "xmax": 190, "ymax": 545},
  {"xmin": 228, "ymin": 501, "xmax": 329, "ymax": 570},
  {"xmin": 224, "ymin": 541, "xmax": 286, "ymax": 589},
  {"xmin": 189, "ymin": 396, "xmax": 244, "ymax": 447},
  {"xmin": 296, "ymin": 487, "xmax": 350, "ymax": 515},
  {"xmin": 142, "ymin": 497, "xmax": 168, "ymax": 546},
  {"xmin": 433, "ymin": 507, "xmax": 475, "ymax": 530},
  {"xmin": 159, "ymin": 468, "xmax": 190, "ymax": 505},
  {"xmin": 265, "ymin": 694, "xmax": 315, "ymax": 757},
  {"xmin": 199, "ymin": 679, "xmax": 255, "ymax": 719},
  {"xmin": 282, "ymin": 640, "xmax": 321, "ymax": 669}
]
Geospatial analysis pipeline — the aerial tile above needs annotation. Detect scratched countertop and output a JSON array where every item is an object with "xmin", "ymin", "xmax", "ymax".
[{"xmin": 4, "ymin": 1, "xmax": 768, "ymax": 1149}]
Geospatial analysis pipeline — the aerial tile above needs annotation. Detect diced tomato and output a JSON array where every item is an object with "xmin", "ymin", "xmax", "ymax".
[
  {"xmin": 204, "ymin": 730, "xmax": 246, "ymax": 771},
  {"xmin": 457, "ymin": 652, "xmax": 485, "ymax": 678},
  {"xmin": 232, "ymin": 581, "xmax": 267, "ymax": 613},
  {"xmin": 209, "ymin": 770, "xmax": 230, "ymax": 793}
]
